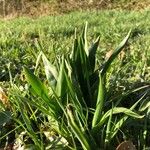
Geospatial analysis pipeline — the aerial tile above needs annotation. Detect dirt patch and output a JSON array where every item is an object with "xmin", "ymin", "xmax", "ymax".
[{"xmin": 0, "ymin": 0, "xmax": 149, "ymax": 19}]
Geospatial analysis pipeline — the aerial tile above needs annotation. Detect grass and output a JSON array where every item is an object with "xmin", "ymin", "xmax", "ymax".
[
  {"xmin": 0, "ymin": 10, "xmax": 150, "ymax": 149},
  {"xmin": 0, "ymin": 10, "xmax": 150, "ymax": 85},
  {"xmin": 0, "ymin": 0, "xmax": 149, "ymax": 18}
]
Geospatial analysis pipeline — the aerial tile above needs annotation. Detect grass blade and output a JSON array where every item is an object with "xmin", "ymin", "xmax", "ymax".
[
  {"xmin": 0, "ymin": 111, "xmax": 12, "ymax": 126},
  {"xmin": 110, "ymin": 92, "xmax": 147, "ymax": 139}
]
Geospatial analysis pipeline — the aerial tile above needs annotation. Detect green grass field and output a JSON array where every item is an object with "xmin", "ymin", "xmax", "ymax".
[{"xmin": 0, "ymin": 10, "xmax": 150, "ymax": 149}]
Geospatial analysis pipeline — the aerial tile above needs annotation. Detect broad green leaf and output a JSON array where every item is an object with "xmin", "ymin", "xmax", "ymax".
[
  {"xmin": 64, "ymin": 70, "xmax": 87, "ymax": 126},
  {"xmin": 24, "ymin": 67, "xmax": 56, "ymax": 111},
  {"xmin": 56, "ymin": 56, "xmax": 67, "ymax": 99},
  {"xmin": 88, "ymin": 36, "xmax": 100, "ymax": 73},
  {"xmin": 105, "ymin": 104, "xmax": 113, "ymax": 144},
  {"xmin": 92, "ymin": 73, "xmax": 105, "ymax": 127},
  {"xmin": 91, "ymin": 31, "xmax": 131, "ymax": 100},
  {"xmin": 71, "ymin": 36, "xmax": 92, "ymax": 106},
  {"xmin": 42, "ymin": 52, "xmax": 58, "ymax": 87},
  {"xmin": 24, "ymin": 67, "xmax": 48, "ymax": 97},
  {"xmin": 79, "ymin": 37, "xmax": 92, "ymax": 106},
  {"xmin": 89, "ymin": 70, "xmax": 99, "ymax": 94},
  {"xmin": 92, "ymin": 107, "xmax": 144, "ymax": 133},
  {"xmin": 101, "ymin": 107, "xmax": 144, "ymax": 124},
  {"xmin": 82, "ymin": 22, "xmax": 88, "ymax": 56}
]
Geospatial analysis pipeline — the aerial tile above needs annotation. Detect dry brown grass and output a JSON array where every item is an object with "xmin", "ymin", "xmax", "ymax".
[{"xmin": 0, "ymin": 0, "xmax": 149, "ymax": 19}]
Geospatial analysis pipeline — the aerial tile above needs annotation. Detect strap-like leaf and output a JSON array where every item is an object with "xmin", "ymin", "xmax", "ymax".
[
  {"xmin": 82, "ymin": 22, "xmax": 88, "ymax": 56},
  {"xmin": 56, "ymin": 56, "xmax": 67, "ymax": 99},
  {"xmin": 101, "ymin": 30, "xmax": 131, "ymax": 76},
  {"xmin": 92, "ymin": 107, "xmax": 144, "ymax": 134},
  {"xmin": 88, "ymin": 36, "xmax": 100, "ymax": 74},
  {"xmin": 92, "ymin": 73, "xmax": 105, "ymax": 127},
  {"xmin": 109, "ymin": 91, "xmax": 147, "ymax": 139},
  {"xmin": 24, "ymin": 67, "xmax": 56, "ymax": 111},
  {"xmin": 42, "ymin": 52, "xmax": 58, "ymax": 87}
]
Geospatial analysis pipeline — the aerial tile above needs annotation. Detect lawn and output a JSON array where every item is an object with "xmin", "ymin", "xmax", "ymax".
[{"xmin": 0, "ymin": 9, "xmax": 150, "ymax": 149}]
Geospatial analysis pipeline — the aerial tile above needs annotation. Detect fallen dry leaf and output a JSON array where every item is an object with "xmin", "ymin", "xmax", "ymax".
[
  {"xmin": 105, "ymin": 50, "xmax": 113, "ymax": 60},
  {"xmin": 0, "ymin": 87, "xmax": 10, "ymax": 108},
  {"xmin": 116, "ymin": 141, "xmax": 136, "ymax": 150},
  {"xmin": 105, "ymin": 50, "xmax": 126, "ymax": 60}
]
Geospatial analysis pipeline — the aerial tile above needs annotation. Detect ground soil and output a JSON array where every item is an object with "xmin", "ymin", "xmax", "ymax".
[{"xmin": 0, "ymin": 0, "xmax": 150, "ymax": 19}]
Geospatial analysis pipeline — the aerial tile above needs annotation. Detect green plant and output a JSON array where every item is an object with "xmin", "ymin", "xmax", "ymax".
[{"xmin": 17, "ymin": 24, "xmax": 145, "ymax": 149}]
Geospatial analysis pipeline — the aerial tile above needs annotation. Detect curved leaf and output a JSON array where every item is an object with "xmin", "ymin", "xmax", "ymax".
[
  {"xmin": 92, "ymin": 73, "xmax": 105, "ymax": 127},
  {"xmin": 92, "ymin": 107, "xmax": 144, "ymax": 133},
  {"xmin": 24, "ymin": 67, "xmax": 56, "ymax": 111},
  {"xmin": 101, "ymin": 30, "xmax": 131, "ymax": 76},
  {"xmin": 42, "ymin": 52, "xmax": 58, "ymax": 87}
]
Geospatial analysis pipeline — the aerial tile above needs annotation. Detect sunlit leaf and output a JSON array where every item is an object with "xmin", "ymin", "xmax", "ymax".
[
  {"xmin": 24, "ymin": 67, "xmax": 56, "ymax": 111},
  {"xmin": 42, "ymin": 52, "xmax": 58, "ymax": 87},
  {"xmin": 101, "ymin": 30, "xmax": 131, "ymax": 76},
  {"xmin": 92, "ymin": 73, "xmax": 105, "ymax": 127}
]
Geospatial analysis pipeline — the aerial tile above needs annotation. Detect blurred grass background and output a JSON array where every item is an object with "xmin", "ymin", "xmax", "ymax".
[{"xmin": 0, "ymin": 10, "xmax": 149, "ymax": 86}]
